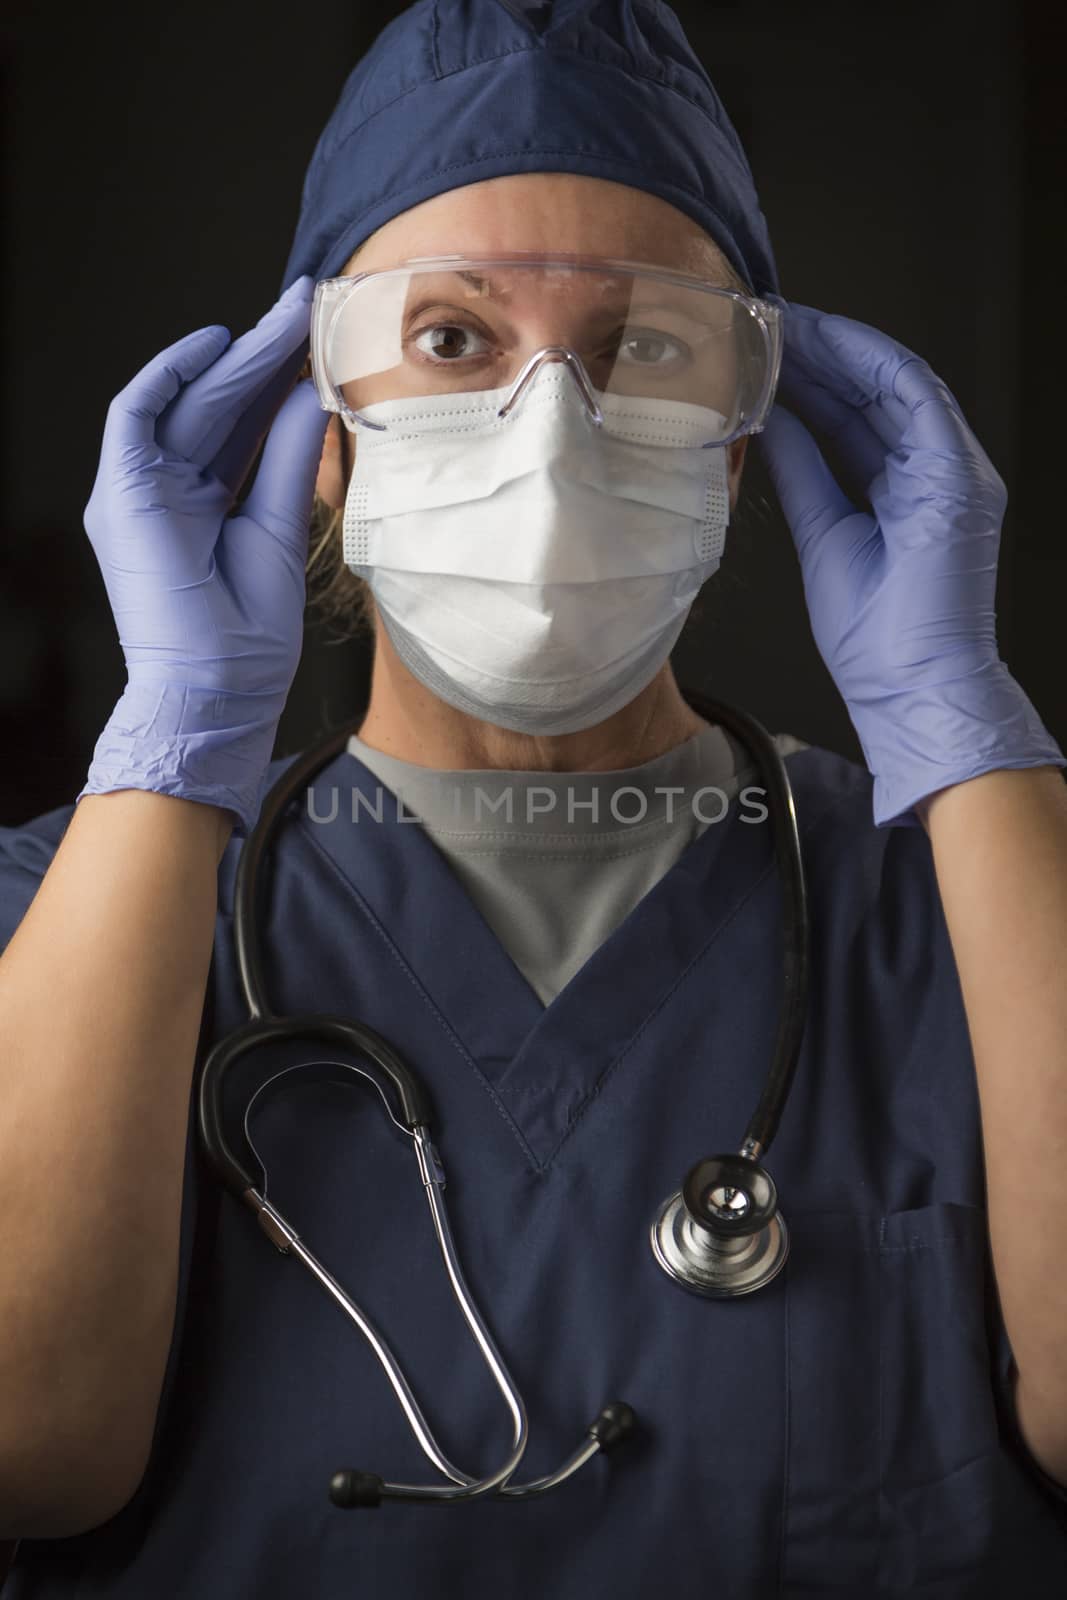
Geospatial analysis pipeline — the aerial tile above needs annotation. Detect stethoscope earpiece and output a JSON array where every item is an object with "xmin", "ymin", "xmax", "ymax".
[{"xmin": 650, "ymin": 1152, "xmax": 789, "ymax": 1299}]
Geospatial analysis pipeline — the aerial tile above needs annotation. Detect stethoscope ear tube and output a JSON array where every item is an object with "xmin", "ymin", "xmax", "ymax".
[
  {"xmin": 198, "ymin": 708, "xmax": 436, "ymax": 1199},
  {"xmin": 681, "ymin": 690, "xmax": 809, "ymax": 1160},
  {"xmin": 197, "ymin": 1013, "xmax": 435, "ymax": 1198},
  {"xmin": 232, "ymin": 724, "xmax": 358, "ymax": 1026}
]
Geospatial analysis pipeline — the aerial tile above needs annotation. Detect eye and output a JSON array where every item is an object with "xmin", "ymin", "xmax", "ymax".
[
  {"xmin": 614, "ymin": 328, "xmax": 690, "ymax": 367},
  {"xmin": 410, "ymin": 322, "xmax": 491, "ymax": 363}
]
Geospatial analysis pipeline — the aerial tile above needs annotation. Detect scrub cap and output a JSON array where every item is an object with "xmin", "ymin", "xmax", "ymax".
[{"xmin": 280, "ymin": 0, "xmax": 779, "ymax": 299}]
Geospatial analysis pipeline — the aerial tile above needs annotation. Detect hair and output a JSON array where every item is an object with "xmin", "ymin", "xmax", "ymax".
[
  {"xmin": 305, "ymin": 440, "xmax": 375, "ymax": 642},
  {"xmin": 303, "ymin": 227, "xmax": 765, "ymax": 645}
]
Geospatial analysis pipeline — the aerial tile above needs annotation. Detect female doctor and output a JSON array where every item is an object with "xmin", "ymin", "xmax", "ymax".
[{"xmin": 1, "ymin": 1, "xmax": 1067, "ymax": 1594}]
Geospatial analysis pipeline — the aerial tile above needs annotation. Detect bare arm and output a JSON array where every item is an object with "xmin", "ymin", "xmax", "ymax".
[
  {"xmin": 918, "ymin": 766, "xmax": 1067, "ymax": 1489},
  {"xmin": 0, "ymin": 790, "xmax": 233, "ymax": 1538}
]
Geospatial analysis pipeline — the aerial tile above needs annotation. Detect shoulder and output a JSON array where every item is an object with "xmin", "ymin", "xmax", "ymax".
[
  {"xmin": 777, "ymin": 737, "xmax": 929, "ymax": 860},
  {"xmin": 775, "ymin": 737, "xmax": 877, "ymax": 830},
  {"xmin": 773, "ymin": 739, "xmax": 949, "ymax": 959}
]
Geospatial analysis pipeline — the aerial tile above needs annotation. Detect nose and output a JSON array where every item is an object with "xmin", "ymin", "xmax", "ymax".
[{"xmin": 496, "ymin": 347, "xmax": 605, "ymax": 428}]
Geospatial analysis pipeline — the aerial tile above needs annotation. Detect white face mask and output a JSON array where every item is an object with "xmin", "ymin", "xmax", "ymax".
[{"xmin": 341, "ymin": 367, "xmax": 731, "ymax": 735}]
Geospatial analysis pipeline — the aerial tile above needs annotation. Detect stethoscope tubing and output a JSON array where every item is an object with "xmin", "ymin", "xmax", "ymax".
[
  {"xmin": 195, "ymin": 685, "xmax": 809, "ymax": 1502},
  {"xmin": 688, "ymin": 692, "xmax": 810, "ymax": 1160}
]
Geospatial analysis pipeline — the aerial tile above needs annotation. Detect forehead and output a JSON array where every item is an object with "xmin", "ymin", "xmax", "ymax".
[{"xmin": 345, "ymin": 173, "xmax": 731, "ymax": 282}]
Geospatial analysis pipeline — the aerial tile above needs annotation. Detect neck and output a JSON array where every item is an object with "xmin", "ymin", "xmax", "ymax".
[{"xmin": 353, "ymin": 620, "xmax": 708, "ymax": 773}]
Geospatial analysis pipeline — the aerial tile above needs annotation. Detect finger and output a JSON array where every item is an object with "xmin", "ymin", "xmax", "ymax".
[
  {"xmin": 779, "ymin": 301, "xmax": 911, "ymax": 438},
  {"xmin": 758, "ymin": 403, "xmax": 857, "ymax": 562},
  {"xmin": 156, "ymin": 275, "xmax": 315, "ymax": 474},
  {"xmin": 105, "ymin": 325, "xmax": 232, "ymax": 448},
  {"xmin": 772, "ymin": 297, "xmax": 991, "ymax": 508},
  {"xmin": 812, "ymin": 316, "xmax": 1005, "ymax": 509},
  {"xmin": 876, "ymin": 350, "xmax": 1002, "ymax": 478},
  {"xmin": 802, "ymin": 309, "xmax": 974, "ymax": 447},
  {"xmin": 776, "ymin": 359, "xmax": 889, "ymax": 491},
  {"xmin": 817, "ymin": 312, "xmax": 955, "ymax": 414},
  {"xmin": 239, "ymin": 378, "xmax": 329, "ymax": 553},
  {"xmin": 206, "ymin": 340, "xmax": 311, "ymax": 499},
  {"xmin": 771, "ymin": 297, "xmax": 916, "ymax": 445}
]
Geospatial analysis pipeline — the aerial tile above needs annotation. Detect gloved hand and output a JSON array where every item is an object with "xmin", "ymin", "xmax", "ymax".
[
  {"xmin": 77, "ymin": 275, "xmax": 329, "ymax": 835},
  {"xmin": 757, "ymin": 297, "xmax": 1064, "ymax": 827}
]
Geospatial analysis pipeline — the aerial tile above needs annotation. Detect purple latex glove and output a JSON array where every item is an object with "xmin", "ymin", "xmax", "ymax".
[
  {"xmin": 757, "ymin": 298, "xmax": 1064, "ymax": 827},
  {"xmin": 77, "ymin": 275, "xmax": 329, "ymax": 835}
]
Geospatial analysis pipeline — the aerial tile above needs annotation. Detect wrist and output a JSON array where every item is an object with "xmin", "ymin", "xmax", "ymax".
[
  {"xmin": 849, "ymin": 662, "xmax": 1065, "ymax": 829},
  {"xmin": 81, "ymin": 679, "xmax": 288, "ymax": 836}
]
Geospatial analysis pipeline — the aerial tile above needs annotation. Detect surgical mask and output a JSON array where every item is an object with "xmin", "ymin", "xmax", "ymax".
[{"xmin": 341, "ymin": 367, "xmax": 731, "ymax": 735}]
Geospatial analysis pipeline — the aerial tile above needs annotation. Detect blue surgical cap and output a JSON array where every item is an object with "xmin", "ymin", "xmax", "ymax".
[{"xmin": 280, "ymin": 0, "xmax": 779, "ymax": 300}]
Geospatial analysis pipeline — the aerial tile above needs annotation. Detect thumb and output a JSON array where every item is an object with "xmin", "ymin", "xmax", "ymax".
[
  {"xmin": 758, "ymin": 403, "xmax": 854, "ymax": 563},
  {"xmin": 241, "ymin": 379, "xmax": 330, "ymax": 551}
]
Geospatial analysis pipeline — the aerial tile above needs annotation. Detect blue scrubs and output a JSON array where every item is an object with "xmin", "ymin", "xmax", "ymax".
[{"xmin": 3, "ymin": 740, "xmax": 1066, "ymax": 1596}]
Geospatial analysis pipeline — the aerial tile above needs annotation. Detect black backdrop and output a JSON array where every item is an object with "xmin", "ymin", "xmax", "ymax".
[{"xmin": 1, "ymin": 0, "xmax": 1063, "ymax": 826}]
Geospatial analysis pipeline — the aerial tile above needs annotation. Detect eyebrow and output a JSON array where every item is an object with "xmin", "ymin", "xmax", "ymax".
[
  {"xmin": 456, "ymin": 270, "xmax": 492, "ymax": 296},
  {"xmin": 439, "ymin": 271, "xmax": 725, "ymax": 322}
]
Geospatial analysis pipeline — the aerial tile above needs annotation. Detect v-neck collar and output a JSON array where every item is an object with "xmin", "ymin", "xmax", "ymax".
[{"xmin": 295, "ymin": 744, "xmax": 777, "ymax": 1170}]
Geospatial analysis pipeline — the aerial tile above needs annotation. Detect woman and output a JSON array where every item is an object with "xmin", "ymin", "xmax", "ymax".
[{"xmin": 2, "ymin": 1, "xmax": 1066, "ymax": 1593}]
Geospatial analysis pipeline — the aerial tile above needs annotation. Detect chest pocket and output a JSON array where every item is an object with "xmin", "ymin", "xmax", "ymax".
[{"xmin": 781, "ymin": 1202, "xmax": 1005, "ymax": 1594}]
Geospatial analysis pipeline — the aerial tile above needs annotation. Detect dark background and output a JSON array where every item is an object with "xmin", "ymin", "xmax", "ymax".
[{"xmin": 1, "ymin": 0, "xmax": 1063, "ymax": 826}]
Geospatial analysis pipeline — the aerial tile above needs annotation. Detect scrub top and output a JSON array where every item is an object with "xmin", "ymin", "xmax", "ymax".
[{"xmin": 2, "ymin": 716, "xmax": 1067, "ymax": 1597}]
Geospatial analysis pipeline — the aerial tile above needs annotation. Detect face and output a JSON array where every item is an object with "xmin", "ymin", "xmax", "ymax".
[{"xmin": 314, "ymin": 171, "xmax": 750, "ymax": 508}]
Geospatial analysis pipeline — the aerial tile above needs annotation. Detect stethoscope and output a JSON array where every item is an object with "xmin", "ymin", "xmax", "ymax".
[{"xmin": 196, "ymin": 685, "xmax": 809, "ymax": 1508}]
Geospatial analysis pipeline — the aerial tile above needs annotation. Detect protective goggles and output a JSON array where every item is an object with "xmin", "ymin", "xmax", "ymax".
[{"xmin": 310, "ymin": 253, "xmax": 783, "ymax": 449}]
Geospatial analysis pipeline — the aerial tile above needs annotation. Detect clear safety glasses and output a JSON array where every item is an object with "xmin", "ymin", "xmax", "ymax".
[{"xmin": 310, "ymin": 253, "xmax": 783, "ymax": 448}]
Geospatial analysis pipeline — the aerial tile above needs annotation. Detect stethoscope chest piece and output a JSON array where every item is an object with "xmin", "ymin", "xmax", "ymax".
[{"xmin": 650, "ymin": 1153, "xmax": 789, "ymax": 1299}]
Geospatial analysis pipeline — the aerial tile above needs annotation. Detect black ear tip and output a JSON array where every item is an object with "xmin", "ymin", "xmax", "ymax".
[
  {"xmin": 329, "ymin": 1469, "xmax": 384, "ymax": 1508},
  {"xmin": 589, "ymin": 1400, "xmax": 636, "ymax": 1452}
]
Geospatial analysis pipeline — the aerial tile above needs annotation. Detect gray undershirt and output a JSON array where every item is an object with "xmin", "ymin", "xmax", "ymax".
[{"xmin": 345, "ymin": 719, "xmax": 807, "ymax": 1006}]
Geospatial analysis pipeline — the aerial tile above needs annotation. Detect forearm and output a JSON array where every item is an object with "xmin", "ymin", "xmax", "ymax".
[
  {"xmin": 0, "ymin": 789, "xmax": 231, "ymax": 1535},
  {"xmin": 918, "ymin": 765, "xmax": 1067, "ymax": 1483}
]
